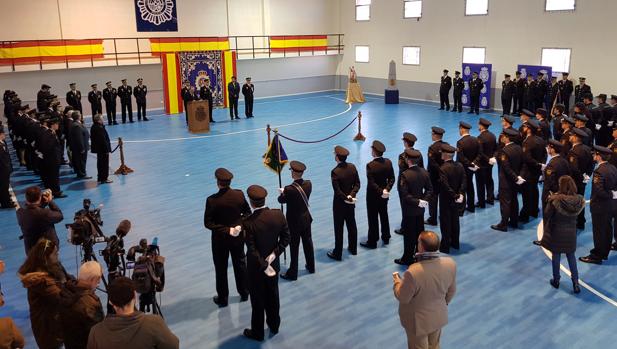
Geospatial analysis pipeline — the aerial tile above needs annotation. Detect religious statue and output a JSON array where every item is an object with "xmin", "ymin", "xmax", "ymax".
[{"xmin": 345, "ymin": 66, "xmax": 365, "ymax": 104}]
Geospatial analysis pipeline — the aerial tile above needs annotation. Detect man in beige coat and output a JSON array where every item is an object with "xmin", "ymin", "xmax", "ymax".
[{"xmin": 393, "ymin": 231, "xmax": 457, "ymax": 349}]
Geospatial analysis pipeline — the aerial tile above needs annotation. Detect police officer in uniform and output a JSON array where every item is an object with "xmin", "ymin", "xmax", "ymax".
[
  {"xmin": 395, "ymin": 133, "xmax": 423, "ymax": 235},
  {"xmin": 242, "ymin": 77, "xmax": 255, "ymax": 118},
  {"xmin": 134, "ymin": 78, "xmax": 149, "ymax": 121},
  {"xmin": 541, "ymin": 140, "xmax": 570, "ymax": 209},
  {"xmin": 609, "ymin": 125, "xmax": 617, "ymax": 250},
  {"xmin": 519, "ymin": 120, "xmax": 546, "ymax": 223},
  {"xmin": 203, "ymin": 168, "xmax": 251, "ymax": 307},
  {"xmin": 361, "ymin": 140, "xmax": 395, "ymax": 248},
  {"xmin": 395, "ymin": 149, "xmax": 432, "ymax": 265},
  {"xmin": 468, "ymin": 72, "xmax": 484, "ymax": 115},
  {"xmin": 88, "ymin": 84, "xmax": 102, "ymax": 116},
  {"xmin": 278, "ymin": 161, "xmax": 314, "ymax": 281},
  {"xmin": 574, "ymin": 113, "xmax": 593, "ymax": 146},
  {"xmin": 552, "ymin": 104, "xmax": 566, "ymax": 141},
  {"xmin": 452, "ymin": 71, "xmax": 464, "ymax": 113},
  {"xmin": 438, "ymin": 144, "xmax": 466, "ymax": 252},
  {"xmin": 560, "ymin": 116, "xmax": 575, "ymax": 155},
  {"xmin": 513, "ymin": 71, "xmax": 525, "ymax": 115},
  {"xmin": 228, "ymin": 76, "xmax": 241, "ymax": 120},
  {"xmin": 180, "ymin": 81, "xmax": 191, "ymax": 123},
  {"xmin": 526, "ymin": 73, "xmax": 537, "ymax": 111},
  {"xmin": 66, "ymin": 83, "xmax": 82, "ymax": 113},
  {"xmin": 426, "ymin": 127, "xmax": 447, "ymax": 225},
  {"xmin": 102, "ymin": 81, "xmax": 118, "ymax": 125},
  {"xmin": 558, "ymin": 72, "xmax": 574, "ymax": 114},
  {"xmin": 536, "ymin": 72, "xmax": 548, "ymax": 111},
  {"xmin": 40, "ymin": 117, "xmax": 67, "ymax": 198},
  {"xmin": 456, "ymin": 121, "xmax": 479, "ymax": 213},
  {"xmin": 498, "ymin": 115, "xmax": 521, "ymax": 148},
  {"xmin": 501, "ymin": 74, "xmax": 515, "ymax": 115},
  {"xmin": 536, "ymin": 108, "xmax": 552, "ymax": 141},
  {"xmin": 242, "ymin": 185, "xmax": 290, "ymax": 341},
  {"xmin": 579, "ymin": 146, "xmax": 617, "ymax": 265},
  {"xmin": 118, "ymin": 79, "xmax": 133, "ymax": 123},
  {"xmin": 328, "ymin": 146, "xmax": 360, "ymax": 261},
  {"xmin": 439, "ymin": 69, "xmax": 452, "ymax": 111},
  {"xmin": 549, "ymin": 76, "xmax": 559, "ymax": 108},
  {"xmin": 574, "ymin": 77, "xmax": 591, "ymax": 104},
  {"xmin": 37, "ymin": 84, "xmax": 53, "ymax": 112},
  {"xmin": 476, "ymin": 118, "xmax": 497, "ymax": 208},
  {"xmin": 199, "ymin": 79, "xmax": 214, "ymax": 123},
  {"xmin": 518, "ymin": 109, "xmax": 533, "ymax": 136},
  {"xmin": 491, "ymin": 128, "xmax": 524, "ymax": 232},
  {"xmin": 596, "ymin": 93, "xmax": 615, "ymax": 147},
  {"xmin": 568, "ymin": 128, "xmax": 594, "ymax": 229},
  {"xmin": 0, "ymin": 126, "xmax": 15, "ymax": 208}
]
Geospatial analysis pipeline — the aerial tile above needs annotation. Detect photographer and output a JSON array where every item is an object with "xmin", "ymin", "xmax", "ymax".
[
  {"xmin": 88, "ymin": 277, "xmax": 179, "ymax": 349},
  {"xmin": 16, "ymin": 186, "xmax": 63, "ymax": 255},
  {"xmin": 60, "ymin": 261, "xmax": 104, "ymax": 349},
  {"xmin": 0, "ymin": 259, "xmax": 26, "ymax": 349}
]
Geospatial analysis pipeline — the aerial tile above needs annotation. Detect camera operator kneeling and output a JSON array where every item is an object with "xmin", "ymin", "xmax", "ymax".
[
  {"xmin": 87, "ymin": 277, "xmax": 178, "ymax": 349},
  {"xmin": 59, "ymin": 261, "xmax": 104, "ymax": 349}
]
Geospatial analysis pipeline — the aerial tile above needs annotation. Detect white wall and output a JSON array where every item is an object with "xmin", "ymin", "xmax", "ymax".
[
  {"xmin": 0, "ymin": 0, "xmax": 339, "ymax": 40},
  {"xmin": 338, "ymin": 0, "xmax": 617, "ymax": 94}
]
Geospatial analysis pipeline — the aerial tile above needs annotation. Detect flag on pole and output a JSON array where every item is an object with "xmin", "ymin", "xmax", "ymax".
[{"xmin": 263, "ymin": 134, "xmax": 288, "ymax": 173}]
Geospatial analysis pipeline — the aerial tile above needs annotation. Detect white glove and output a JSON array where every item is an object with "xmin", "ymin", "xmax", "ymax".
[
  {"xmin": 516, "ymin": 176, "xmax": 526, "ymax": 185},
  {"xmin": 489, "ymin": 157, "xmax": 497, "ymax": 165},
  {"xmin": 264, "ymin": 265, "xmax": 276, "ymax": 277},
  {"xmin": 418, "ymin": 199, "xmax": 429, "ymax": 208},
  {"xmin": 468, "ymin": 165, "xmax": 479, "ymax": 172},
  {"xmin": 278, "ymin": 187, "xmax": 284, "ymax": 194},
  {"xmin": 345, "ymin": 195, "xmax": 357, "ymax": 204},
  {"xmin": 541, "ymin": 163, "xmax": 547, "ymax": 171},
  {"xmin": 455, "ymin": 194, "xmax": 464, "ymax": 204},
  {"xmin": 596, "ymin": 124, "xmax": 602, "ymax": 130},
  {"xmin": 266, "ymin": 252, "xmax": 276, "ymax": 264},
  {"xmin": 609, "ymin": 121, "xmax": 615, "ymax": 127},
  {"xmin": 583, "ymin": 174, "xmax": 590, "ymax": 184},
  {"xmin": 381, "ymin": 189, "xmax": 390, "ymax": 199},
  {"xmin": 612, "ymin": 190, "xmax": 617, "ymax": 199},
  {"xmin": 229, "ymin": 225, "xmax": 241, "ymax": 237},
  {"xmin": 539, "ymin": 175, "xmax": 544, "ymax": 182}
]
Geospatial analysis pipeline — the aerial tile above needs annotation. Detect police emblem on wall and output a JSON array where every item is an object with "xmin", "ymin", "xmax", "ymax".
[
  {"xmin": 462, "ymin": 63, "xmax": 493, "ymax": 110},
  {"xmin": 135, "ymin": 0, "xmax": 178, "ymax": 32}
]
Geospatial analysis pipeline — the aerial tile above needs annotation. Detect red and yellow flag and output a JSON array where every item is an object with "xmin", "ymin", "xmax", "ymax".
[
  {"xmin": 269, "ymin": 35, "xmax": 327, "ymax": 53},
  {"xmin": 0, "ymin": 40, "xmax": 104, "ymax": 65}
]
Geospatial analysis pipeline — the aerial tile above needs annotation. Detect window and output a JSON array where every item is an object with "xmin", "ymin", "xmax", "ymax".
[
  {"xmin": 462, "ymin": 47, "xmax": 486, "ymax": 64},
  {"xmin": 546, "ymin": 0, "xmax": 575, "ymax": 11},
  {"xmin": 404, "ymin": 0, "xmax": 422, "ymax": 18},
  {"xmin": 465, "ymin": 0, "xmax": 488, "ymax": 15},
  {"xmin": 356, "ymin": 0, "xmax": 371, "ymax": 21},
  {"xmin": 355, "ymin": 46, "xmax": 370, "ymax": 63},
  {"xmin": 402, "ymin": 46, "xmax": 421, "ymax": 65},
  {"xmin": 541, "ymin": 48, "xmax": 571, "ymax": 73}
]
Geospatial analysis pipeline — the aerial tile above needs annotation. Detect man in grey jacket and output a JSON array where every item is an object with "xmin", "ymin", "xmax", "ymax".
[
  {"xmin": 68, "ymin": 111, "xmax": 91, "ymax": 179},
  {"xmin": 87, "ymin": 277, "xmax": 179, "ymax": 349},
  {"xmin": 393, "ymin": 231, "xmax": 457, "ymax": 349}
]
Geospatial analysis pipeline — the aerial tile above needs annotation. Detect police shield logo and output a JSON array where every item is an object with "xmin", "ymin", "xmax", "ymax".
[
  {"xmin": 520, "ymin": 68, "xmax": 527, "ymax": 79},
  {"xmin": 464, "ymin": 66, "xmax": 471, "ymax": 76},
  {"xmin": 462, "ymin": 94, "xmax": 468, "ymax": 104},
  {"xmin": 479, "ymin": 67, "xmax": 489, "ymax": 82},
  {"xmin": 137, "ymin": 0, "xmax": 175, "ymax": 25},
  {"xmin": 481, "ymin": 96, "xmax": 488, "ymax": 107}
]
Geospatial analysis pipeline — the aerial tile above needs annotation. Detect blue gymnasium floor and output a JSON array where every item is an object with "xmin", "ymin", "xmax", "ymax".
[{"xmin": 1, "ymin": 91, "xmax": 616, "ymax": 349}]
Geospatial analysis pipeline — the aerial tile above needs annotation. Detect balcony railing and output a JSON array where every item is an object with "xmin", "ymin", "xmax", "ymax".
[{"xmin": 0, "ymin": 34, "xmax": 344, "ymax": 73}]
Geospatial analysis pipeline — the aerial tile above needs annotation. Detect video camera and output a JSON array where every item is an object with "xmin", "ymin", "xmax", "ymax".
[
  {"xmin": 66, "ymin": 199, "xmax": 106, "ymax": 247},
  {"xmin": 127, "ymin": 237, "xmax": 166, "ymax": 315}
]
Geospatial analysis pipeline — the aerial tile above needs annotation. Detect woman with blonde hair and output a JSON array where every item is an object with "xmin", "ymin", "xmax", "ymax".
[{"xmin": 539, "ymin": 175, "xmax": 584, "ymax": 294}]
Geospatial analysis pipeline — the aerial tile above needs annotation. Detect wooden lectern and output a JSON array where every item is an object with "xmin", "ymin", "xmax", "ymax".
[{"xmin": 187, "ymin": 100, "xmax": 210, "ymax": 133}]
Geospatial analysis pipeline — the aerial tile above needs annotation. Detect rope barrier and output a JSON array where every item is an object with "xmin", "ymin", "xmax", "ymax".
[
  {"xmin": 276, "ymin": 115, "xmax": 358, "ymax": 144},
  {"xmin": 110, "ymin": 143, "xmax": 120, "ymax": 153}
]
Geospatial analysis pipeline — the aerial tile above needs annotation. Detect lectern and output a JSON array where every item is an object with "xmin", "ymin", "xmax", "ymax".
[{"xmin": 187, "ymin": 100, "xmax": 210, "ymax": 133}]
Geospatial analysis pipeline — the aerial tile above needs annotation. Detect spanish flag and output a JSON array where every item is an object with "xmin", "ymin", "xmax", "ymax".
[
  {"xmin": 149, "ymin": 37, "xmax": 230, "ymax": 56},
  {"xmin": 269, "ymin": 35, "xmax": 327, "ymax": 53},
  {"xmin": 0, "ymin": 40, "xmax": 104, "ymax": 65},
  {"xmin": 263, "ymin": 134, "xmax": 289, "ymax": 173}
]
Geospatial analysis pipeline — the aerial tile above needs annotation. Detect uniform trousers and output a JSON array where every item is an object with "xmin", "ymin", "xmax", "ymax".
[
  {"xmin": 499, "ymin": 184, "xmax": 519, "ymax": 227},
  {"xmin": 249, "ymin": 272, "xmax": 280, "ymax": 339},
  {"xmin": 464, "ymin": 168, "xmax": 475, "ymax": 211},
  {"xmin": 400, "ymin": 215, "xmax": 424, "ymax": 263},
  {"xmin": 137, "ymin": 101, "xmax": 146, "ymax": 120},
  {"xmin": 96, "ymin": 153, "xmax": 109, "ymax": 182},
  {"xmin": 287, "ymin": 223, "xmax": 315, "ymax": 277},
  {"xmin": 229, "ymin": 97, "xmax": 239, "ymax": 119},
  {"xmin": 502, "ymin": 95, "xmax": 512, "ymax": 115},
  {"xmin": 120, "ymin": 100, "xmax": 133, "ymax": 123},
  {"xmin": 405, "ymin": 328, "xmax": 441, "ymax": 349},
  {"xmin": 590, "ymin": 206, "xmax": 616, "ymax": 260},
  {"xmin": 211, "ymin": 234, "xmax": 248, "ymax": 300},
  {"xmin": 439, "ymin": 91, "xmax": 450, "ymax": 110},
  {"xmin": 0, "ymin": 171, "xmax": 11, "ymax": 205},
  {"xmin": 576, "ymin": 183, "xmax": 586, "ymax": 227},
  {"xmin": 470, "ymin": 95, "xmax": 480, "ymax": 114},
  {"xmin": 245, "ymin": 97, "xmax": 254, "ymax": 117},
  {"xmin": 475, "ymin": 165, "xmax": 495, "ymax": 206},
  {"xmin": 41, "ymin": 161, "xmax": 60, "ymax": 193},
  {"xmin": 367, "ymin": 194, "xmax": 390, "ymax": 244},
  {"xmin": 427, "ymin": 178, "xmax": 440, "ymax": 223},
  {"xmin": 453, "ymin": 92, "xmax": 463, "ymax": 112},
  {"xmin": 333, "ymin": 200, "xmax": 358, "ymax": 257},
  {"xmin": 105, "ymin": 103, "xmax": 116, "ymax": 124},
  {"xmin": 71, "ymin": 151, "xmax": 87, "ymax": 177},
  {"xmin": 519, "ymin": 179, "xmax": 539, "ymax": 220},
  {"xmin": 439, "ymin": 200, "xmax": 460, "ymax": 253}
]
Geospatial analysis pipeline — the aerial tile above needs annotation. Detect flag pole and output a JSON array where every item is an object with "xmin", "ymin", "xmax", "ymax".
[{"xmin": 273, "ymin": 129, "xmax": 287, "ymax": 262}]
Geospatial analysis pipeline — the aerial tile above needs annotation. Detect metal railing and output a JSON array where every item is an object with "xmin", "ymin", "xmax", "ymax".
[{"xmin": 0, "ymin": 34, "xmax": 344, "ymax": 73}]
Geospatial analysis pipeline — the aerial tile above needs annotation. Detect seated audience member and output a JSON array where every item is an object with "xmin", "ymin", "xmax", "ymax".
[
  {"xmin": 88, "ymin": 277, "xmax": 179, "ymax": 349},
  {"xmin": 540, "ymin": 175, "xmax": 584, "ymax": 294},
  {"xmin": 19, "ymin": 239, "xmax": 71, "ymax": 349},
  {"xmin": 16, "ymin": 186, "xmax": 63, "ymax": 255},
  {"xmin": 60, "ymin": 261, "xmax": 105, "ymax": 349},
  {"xmin": 393, "ymin": 231, "xmax": 457, "ymax": 349},
  {"xmin": 0, "ymin": 259, "xmax": 26, "ymax": 349}
]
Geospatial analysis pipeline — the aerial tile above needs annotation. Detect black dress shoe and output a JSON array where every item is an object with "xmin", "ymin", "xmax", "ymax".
[
  {"xmin": 424, "ymin": 219, "xmax": 437, "ymax": 226},
  {"xmin": 235, "ymin": 116, "xmax": 240, "ymax": 119},
  {"xmin": 280, "ymin": 272, "xmax": 297, "ymax": 281},
  {"xmin": 213, "ymin": 296, "xmax": 228, "ymax": 307},
  {"xmin": 573, "ymin": 282, "xmax": 581, "ymax": 294},
  {"xmin": 327, "ymin": 251, "xmax": 341, "ymax": 261},
  {"xmin": 611, "ymin": 243, "xmax": 617, "ymax": 251},
  {"xmin": 394, "ymin": 258, "xmax": 410, "ymax": 266},
  {"xmin": 465, "ymin": 208, "xmax": 475, "ymax": 213},
  {"xmin": 508, "ymin": 222, "xmax": 519, "ymax": 229},
  {"xmin": 438, "ymin": 107, "xmax": 444, "ymax": 110},
  {"xmin": 143, "ymin": 117, "xmax": 149, "ymax": 121},
  {"xmin": 305, "ymin": 264, "xmax": 315, "ymax": 274},
  {"xmin": 243, "ymin": 329, "xmax": 263, "ymax": 342},
  {"xmin": 550, "ymin": 279, "xmax": 560, "ymax": 289},
  {"xmin": 519, "ymin": 217, "xmax": 530, "ymax": 224},
  {"xmin": 394, "ymin": 229, "xmax": 403, "ymax": 235},
  {"xmin": 113, "ymin": 121, "xmax": 119, "ymax": 125},
  {"xmin": 579, "ymin": 255, "xmax": 602, "ymax": 265},
  {"xmin": 487, "ymin": 200, "xmax": 495, "ymax": 205},
  {"xmin": 475, "ymin": 202, "xmax": 486, "ymax": 208},
  {"xmin": 360, "ymin": 241, "xmax": 377, "ymax": 249},
  {"xmin": 450, "ymin": 109, "xmax": 457, "ymax": 113},
  {"xmin": 532, "ymin": 240, "xmax": 542, "ymax": 246},
  {"xmin": 467, "ymin": 111, "xmax": 474, "ymax": 114},
  {"xmin": 382, "ymin": 239, "xmax": 390, "ymax": 245},
  {"xmin": 210, "ymin": 120, "xmax": 216, "ymax": 123},
  {"xmin": 347, "ymin": 248, "xmax": 357, "ymax": 255},
  {"xmin": 270, "ymin": 327, "xmax": 279, "ymax": 335},
  {"xmin": 240, "ymin": 294, "xmax": 249, "ymax": 302},
  {"xmin": 490, "ymin": 224, "xmax": 507, "ymax": 232}
]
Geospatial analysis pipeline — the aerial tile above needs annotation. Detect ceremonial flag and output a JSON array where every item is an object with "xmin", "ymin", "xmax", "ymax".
[{"xmin": 263, "ymin": 134, "xmax": 288, "ymax": 173}]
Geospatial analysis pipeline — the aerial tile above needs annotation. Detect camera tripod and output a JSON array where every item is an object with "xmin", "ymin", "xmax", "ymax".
[{"xmin": 138, "ymin": 290, "xmax": 163, "ymax": 318}]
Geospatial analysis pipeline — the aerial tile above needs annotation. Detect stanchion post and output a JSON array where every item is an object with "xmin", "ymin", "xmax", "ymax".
[
  {"xmin": 266, "ymin": 124, "xmax": 272, "ymax": 145},
  {"xmin": 353, "ymin": 111, "xmax": 366, "ymax": 141},
  {"xmin": 114, "ymin": 137, "xmax": 134, "ymax": 175}
]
